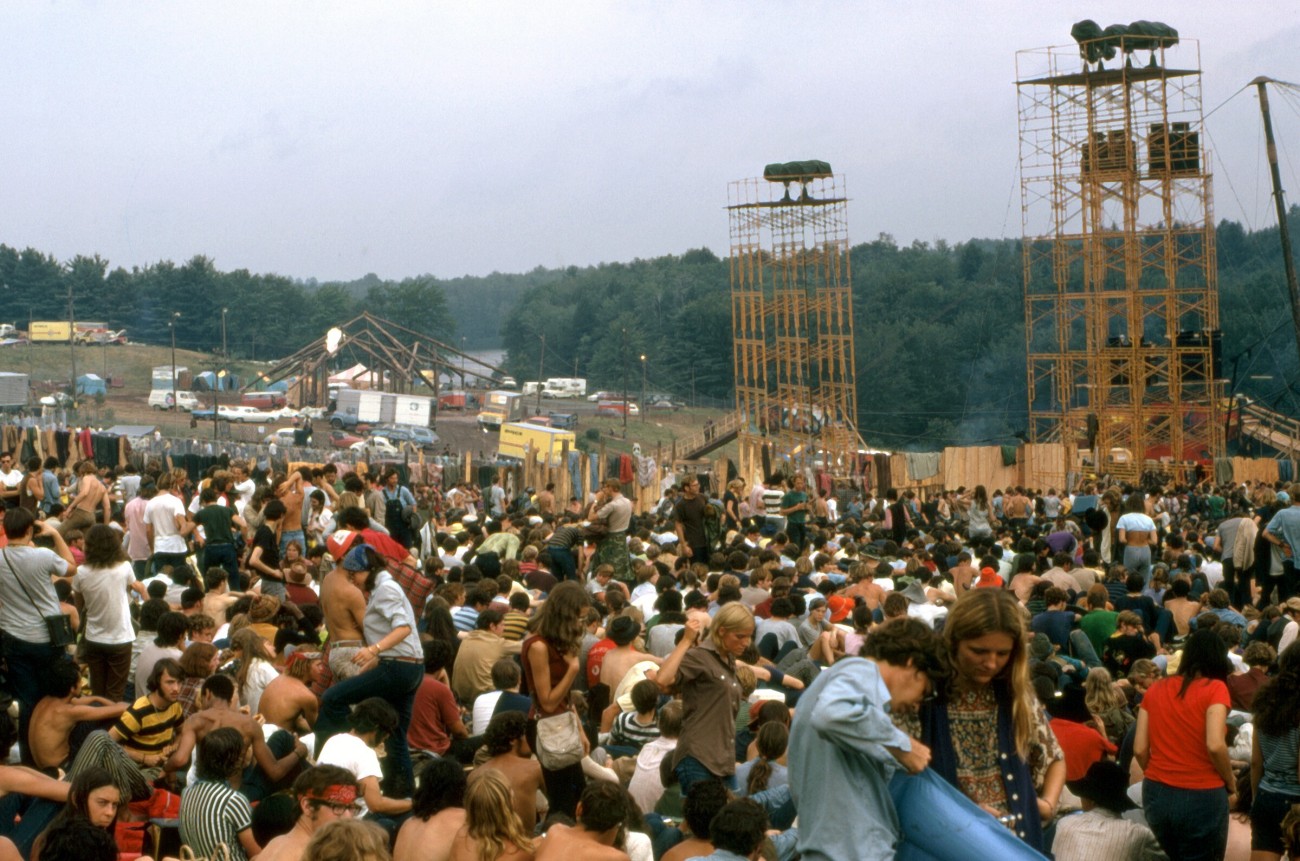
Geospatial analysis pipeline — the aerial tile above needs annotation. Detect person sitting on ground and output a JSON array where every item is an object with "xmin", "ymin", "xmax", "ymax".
[
  {"xmin": 735, "ymin": 721, "xmax": 789, "ymax": 799},
  {"xmin": 660, "ymin": 777, "xmax": 730, "ymax": 861},
  {"xmin": 451, "ymin": 608, "xmax": 523, "ymax": 706},
  {"xmin": 304, "ymin": 819, "xmax": 391, "ymax": 861},
  {"xmin": 447, "ymin": 767, "xmax": 533, "ymax": 861},
  {"xmin": 532, "ymin": 780, "xmax": 629, "ymax": 861},
  {"xmin": 600, "ymin": 618, "xmax": 664, "ymax": 696},
  {"xmin": 179, "ymin": 727, "xmax": 261, "ymax": 861},
  {"xmin": 627, "ymin": 700, "xmax": 682, "ymax": 817},
  {"xmin": 256, "ymin": 765, "xmax": 363, "ymax": 861},
  {"xmin": 479, "ymin": 712, "xmax": 543, "ymax": 834},
  {"xmin": 134, "ymin": 612, "xmax": 189, "ymax": 700},
  {"xmin": 164, "ymin": 673, "xmax": 308, "ymax": 798},
  {"xmin": 606, "ymin": 679, "xmax": 661, "ymax": 758},
  {"xmin": 108, "ymin": 658, "xmax": 185, "ymax": 773},
  {"xmin": 30, "ymin": 767, "xmax": 121, "ymax": 861},
  {"xmin": 1103, "ymin": 611, "xmax": 1158, "ymax": 678},
  {"xmin": 392, "ymin": 758, "xmax": 466, "ymax": 861},
  {"xmin": 258, "ymin": 651, "xmax": 320, "ymax": 735},
  {"xmin": 29, "ymin": 661, "xmax": 128, "ymax": 774},
  {"xmin": 682, "ymin": 797, "xmax": 770, "ymax": 861},
  {"xmin": 408, "ymin": 640, "xmax": 473, "ymax": 764},
  {"xmin": 34, "ymin": 817, "xmax": 116, "ymax": 861},
  {"xmin": 470, "ymin": 659, "xmax": 531, "ymax": 736},
  {"xmin": 316, "ymin": 698, "xmax": 412, "ymax": 827}
]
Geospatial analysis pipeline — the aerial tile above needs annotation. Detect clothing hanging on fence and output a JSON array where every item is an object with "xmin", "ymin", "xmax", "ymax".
[
  {"xmin": 875, "ymin": 454, "xmax": 892, "ymax": 495},
  {"xmin": 636, "ymin": 456, "xmax": 657, "ymax": 488},
  {"xmin": 1001, "ymin": 445, "xmax": 1018, "ymax": 467},
  {"xmin": 1280, "ymin": 460, "xmax": 1295, "ymax": 483},
  {"xmin": 904, "ymin": 452, "xmax": 942, "ymax": 481},
  {"xmin": 1214, "ymin": 458, "xmax": 1232, "ymax": 485}
]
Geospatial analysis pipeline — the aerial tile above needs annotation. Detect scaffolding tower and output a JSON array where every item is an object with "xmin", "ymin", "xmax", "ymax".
[
  {"xmin": 1017, "ymin": 35, "xmax": 1223, "ymax": 483},
  {"xmin": 728, "ymin": 169, "xmax": 862, "ymax": 477}
]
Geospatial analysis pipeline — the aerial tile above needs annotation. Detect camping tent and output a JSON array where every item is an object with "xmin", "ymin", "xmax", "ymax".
[{"xmin": 76, "ymin": 374, "xmax": 106, "ymax": 397}]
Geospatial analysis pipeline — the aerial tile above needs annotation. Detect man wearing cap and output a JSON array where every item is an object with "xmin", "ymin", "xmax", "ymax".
[
  {"xmin": 1264, "ymin": 485, "xmax": 1300, "ymax": 605},
  {"xmin": 1051, "ymin": 760, "xmax": 1162, "ymax": 860},
  {"xmin": 257, "ymin": 765, "xmax": 361, "ymax": 861}
]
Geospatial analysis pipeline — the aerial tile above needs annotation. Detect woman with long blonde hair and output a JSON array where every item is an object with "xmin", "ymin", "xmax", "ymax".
[
  {"xmin": 450, "ymin": 768, "xmax": 533, "ymax": 861},
  {"xmin": 898, "ymin": 588, "xmax": 1064, "ymax": 852}
]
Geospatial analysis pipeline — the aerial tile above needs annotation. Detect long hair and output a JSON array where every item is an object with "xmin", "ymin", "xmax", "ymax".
[
  {"xmin": 1254, "ymin": 642, "xmax": 1300, "ymax": 737},
  {"xmin": 412, "ymin": 757, "xmax": 467, "ymax": 820},
  {"xmin": 973, "ymin": 485, "xmax": 989, "ymax": 512},
  {"xmin": 1083, "ymin": 667, "xmax": 1126, "ymax": 715},
  {"xmin": 83, "ymin": 524, "xmax": 128, "ymax": 568},
  {"xmin": 943, "ymin": 589, "xmax": 1035, "ymax": 759},
  {"xmin": 304, "ymin": 819, "xmax": 391, "ymax": 861},
  {"xmin": 746, "ymin": 722, "xmax": 788, "ymax": 797},
  {"xmin": 178, "ymin": 642, "xmax": 218, "ymax": 680},
  {"xmin": 66, "ymin": 767, "xmax": 118, "ymax": 831},
  {"xmin": 463, "ymin": 768, "xmax": 534, "ymax": 861},
  {"xmin": 1176, "ymin": 628, "xmax": 1232, "ymax": 697},
  {"xmin": 231, "ymin": 628, "xmax": 271, "ymax": 700},
  {"xmin": 531, "ymin": 580, "xmax": 588, "ymax": 654}
]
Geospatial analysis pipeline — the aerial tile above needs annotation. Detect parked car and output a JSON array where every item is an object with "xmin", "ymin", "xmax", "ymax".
[
  {"xmin": 351, "ymin": 436, "xmax": 402, "ymax": 456},
  {"xmin": 264, "ymin": 428, "xmax": 297, "ymax": 445},
  {"xmin": 596, "ymin": 400, "xmax": 640, "ymax": 417},
  {"xmin": 329, "ymin": 429, "xmax": 365, "ymax": 448},
  {"xmin": 148, "ymin": 390, "xmax": 200, "ymax": 411},
  {"xmin": 370, "ymin": 424, "xmax": 440, "ymax": 449},
  {"xmin": 547, "ymin": 412, "xmax": 578, "ymax": 429},
  {"xmin": 587, "ymin": 390, "xmax": 621, "ymax": 402},
  {"xmin": 219, "ymin": 405, "xmax": 277, "ymax": 423},
  {"xmin": 646, "ymin": 395, "xmax": 685, "ymax": 411}
]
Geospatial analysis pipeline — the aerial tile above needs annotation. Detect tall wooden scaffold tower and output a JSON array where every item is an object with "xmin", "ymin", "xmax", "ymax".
[
  {"xmin": 728, "ymin": 163, "xmax": 863, "ymax": 478},
  {"xmin": 1017, "ymin": 32, "xmax": 1223, "ymax": 483}
]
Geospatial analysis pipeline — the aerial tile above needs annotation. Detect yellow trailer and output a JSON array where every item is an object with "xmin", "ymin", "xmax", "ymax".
[{"xmin": 498, "ymin": 421, "xmax": 575, "ymax": 466}]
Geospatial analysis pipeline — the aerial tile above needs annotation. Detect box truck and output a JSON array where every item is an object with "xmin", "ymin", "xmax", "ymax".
[{"xmin": 498, "ymin": 422, "xmax": 576, "ymax": 465}]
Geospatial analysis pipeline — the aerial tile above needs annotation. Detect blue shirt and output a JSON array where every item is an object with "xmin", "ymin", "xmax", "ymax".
[
  {"xmin": 787, "ymin": 658, "xmax": 913, "ymax": 861},
  {"xmin": 1267, "ymin": 506, "xmax": 1300, "ymax": 556}
]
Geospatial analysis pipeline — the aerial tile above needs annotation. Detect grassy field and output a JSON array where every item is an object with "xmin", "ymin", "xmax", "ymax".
[{"xmin": 3, "ymin": 342, "xmax": 267, "ymax": 396}]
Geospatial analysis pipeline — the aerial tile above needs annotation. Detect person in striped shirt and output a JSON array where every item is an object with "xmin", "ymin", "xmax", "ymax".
[
  {"xmin": 179, "ymin": 727, "xmax": 259, "ymax": 861},
  {"xmin": 108, "ymin": 658, "xmax": 184, "ymax": 771},
  {"xmin": 606, "ymin": 679, "xmax": 662, "ymax": 757}
]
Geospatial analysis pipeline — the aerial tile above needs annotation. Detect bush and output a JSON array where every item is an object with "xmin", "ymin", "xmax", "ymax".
[{"xmin": 584, "ymin": 427, "xmax": 601, "ymax": 442}]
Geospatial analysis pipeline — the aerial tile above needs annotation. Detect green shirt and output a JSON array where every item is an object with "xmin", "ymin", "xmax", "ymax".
[
  {"xmin": 1080, "ymin": 609, "xmax": 1119, "ymax": 657},
  {"xmin": 781, "ymin": 490, "xmax": 809, "ymax": 524},
  {"xmin": 193, "ymin": 503, "xmax": 236, "ymax": 545}
]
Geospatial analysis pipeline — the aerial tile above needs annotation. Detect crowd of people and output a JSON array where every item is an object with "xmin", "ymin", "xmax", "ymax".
[{"xmin": 3, "ymin": 453, "xmax": 1300, "ymax": 861}]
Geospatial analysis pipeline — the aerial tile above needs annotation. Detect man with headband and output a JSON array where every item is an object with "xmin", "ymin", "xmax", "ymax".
[{"xmin": 258, "ymin": 765, "xmax": 361, "ymax": 861}]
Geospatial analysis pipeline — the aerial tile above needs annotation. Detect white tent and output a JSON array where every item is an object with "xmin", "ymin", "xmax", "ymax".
[{"xmin": 328, "ymin": 363, "xmax": 387, "ymax": 389}]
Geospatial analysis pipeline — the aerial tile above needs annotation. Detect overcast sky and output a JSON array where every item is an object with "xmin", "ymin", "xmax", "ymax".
[{"xmin": 4, "ymin": 1, "xmax": 1300, "ymax": 283}]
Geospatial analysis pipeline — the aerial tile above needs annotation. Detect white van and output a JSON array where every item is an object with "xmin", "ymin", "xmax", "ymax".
[{"xmin": 148, "ymin": 389, "xmax": 200, "ymax": 411}]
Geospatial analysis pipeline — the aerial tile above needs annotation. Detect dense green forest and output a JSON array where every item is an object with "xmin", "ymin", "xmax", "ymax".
[{"xmin": 0, "ymin": 209, "xmax": 1297, "ymax": 448}]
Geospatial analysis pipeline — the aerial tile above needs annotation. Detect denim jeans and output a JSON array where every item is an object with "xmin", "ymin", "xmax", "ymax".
[
  {"xmin": 548, "ymin": 546, "xmax": 577, "ymax": 582},
  {"xmin": 1, "ymin": 634, "xmax": 73, "ymax": 765},
  {"xmin": 1123, "ymin": 545, "xmax": 1152, "ymax": 585},
  {"xmin": 674, "ymin": 754, "xmax": 736, "ymax": 797},
  {"xmin": 315, "ymin": 658, "xmax": 423, "ymax": 793},
  {"xmin": 1143, "ymin": 778, "xmax": 1228, "ymax": 861},
  {"xmin": 203, "ymin": 543, "xmax": 240, "ymax": 592}
]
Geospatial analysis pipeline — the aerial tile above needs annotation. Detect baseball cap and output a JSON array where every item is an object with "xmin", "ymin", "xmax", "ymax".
[{"xmin": 326, "ymin": 530, "xmax": 359, "ymax": 561}]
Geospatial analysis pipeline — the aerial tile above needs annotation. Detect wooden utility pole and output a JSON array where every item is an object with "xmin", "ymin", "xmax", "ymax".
[{"xmin": 1254, "ymin": 77, "xmax": 1300, "ymax": 369}]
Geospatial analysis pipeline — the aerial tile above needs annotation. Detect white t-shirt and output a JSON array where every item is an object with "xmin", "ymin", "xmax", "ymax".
[
  {"xmin": 0, "ymin": 468, "xmax": 21, "ymax": 490},
  {"xmin": 471, "ymin": 691, "xmax": 504, "ymax": 735},
  {"xmin": 233, "ymin": 479, "xmax": 256, "ymax": 514},
  {"xmin": 318, "ymin": 733, "xmax": 384, "ymax": 816},
  {"xmin": 241, "ymin": 660, "xmax": 280, "ymax": 717},
  {"xmin": 1116, "ymin": 512, "xmax": 1156, "ymax": 533},
  {"xmin": 72, "ymin": 561, "xmax": 137, "ymax": 644},
  {"xmin": 145, "ymin": 493, "xmax": 188, "ymax": 554}
]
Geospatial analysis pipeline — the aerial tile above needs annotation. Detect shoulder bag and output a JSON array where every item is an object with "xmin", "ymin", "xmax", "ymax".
[
  {"xmin": 534, "ymin": 708, "xmax": 584, "ymax": 770},
  {"xmin": 0, "ymin": 549, "xmax": 76, "ymax": 647}
]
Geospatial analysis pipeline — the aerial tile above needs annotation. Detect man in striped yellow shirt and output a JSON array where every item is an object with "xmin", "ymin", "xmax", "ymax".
[{"xmin": 110, "ymin": 657, "xmax": 184, "ymax": 770}]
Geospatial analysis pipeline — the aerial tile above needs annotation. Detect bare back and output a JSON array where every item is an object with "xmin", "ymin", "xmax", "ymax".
[
  {"xmin": 483, "ymin": 753, "xmax": 543, "ymax": 830},
  {"xmin": 449, "ymin": 827, "xmax": 533, "ymax": 861},
  {"xmin": 258, "ymin": 674, "xmax": 318, "ymax": 733},
  {"xmin": 320, "ymin": 569, "xmax": 366, "ymax": 642},
  {"xmin": 394, "ymin": 808, "xmax": 465, "ymax": 861},
  {"xmin": 256, "ymin": 828, "xmax": 311, "ymax": 861},
  {"xmin": 533, "ymin": 825, "xmax": 628, "ymax": 861}
]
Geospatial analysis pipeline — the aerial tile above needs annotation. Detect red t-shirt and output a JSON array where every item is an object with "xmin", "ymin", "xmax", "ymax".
[
  {"xmin": 585, "ymin": 638, "xmax": 615, "ymax": 689},
  {"xmin": 407, "ymin": 674, "xmax": 460, "ymax": 756},
  {"xmin": 1050, "ymin": 718, "xmax": 1118, "ymax": 781},
  {"xmin": 1140, "ymin": 676, "xmax": 1231, "ymax": 789}
]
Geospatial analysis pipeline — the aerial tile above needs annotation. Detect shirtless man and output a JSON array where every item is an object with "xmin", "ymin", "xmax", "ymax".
[
  {"xmin": 479, "ymin": 712, "xmax": 543, "ymax": 831},
  {"xmin": 276, "ymin": 469, "xmax": 309, "ymax": 554},
  {"xmin": 201, "ymin": 568, "xmax": 242, "ymax": 621},
  {"xmin": 844, "ymin": 562, "xmax": 887, "ymax": 611},
  {"xmin": 257, "ymin": 765, "xmax": 360, "ymax": 861},
  {"xmin": 163, "ymin": 674, "xmax": 307, "ymax": 789},
  {"xmin": 533, "ymin": 781, "xmax": 630, "ymax": 861},
  {"xmin": 947, "ymin": 552, "xmax": 978, "ymax": 598},
  {"xmin": 258, "ymin": 652, "xmax": 320, "ymax": 734},
  {"xmin": 318, "ymin": 546, "xmax": 368, "ymax": 680},
  {"xmin": 598, "ymin": 617, "xmax": 663, "ymax": 694},
  {"xmin": 393, "ymin": 759, "xmax": 466, "ymax": 861},
  {"xmin": 29, "ymin": 661, "xmax": 128, "ymax": 772}
]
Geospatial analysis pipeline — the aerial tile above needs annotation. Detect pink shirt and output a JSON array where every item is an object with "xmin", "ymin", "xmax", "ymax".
[{"xmin": 124, "ymin": 496, "xmax": 151, "ymax": 562}]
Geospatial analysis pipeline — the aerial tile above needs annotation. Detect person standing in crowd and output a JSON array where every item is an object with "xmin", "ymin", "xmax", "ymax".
[
  {"xmin": 380, "ymin": 469, "xmax": 416, "ymax": 550},
  {"xmin": 1116, "ymin": 491, "xmax": 1156, "ymax": 586},
  {"xmin": 314, "ymin": 545, "xmax": 424, "ymax": 796},
  {"xmin": 898, "ymin": 587, "xmax": 1065, "ymax": 853},
  {"xmin": 520, "ymin": 580, "xmax": 589, "ymax": 819},
  {"xmin": 59, "ymin": 461, "xmax": 110, "ymax": 540},
  {"xmin": 73, "ymin": 524, "xmax": 147, "ymax": 702},
  {"xmin": 674, "ymin": 474, "xmax": 710, "ymax": 565},
  {"xmin": 659, "ymin": 603, "xmax": 751, "ymax": 795},
  {"xmin": 1134, "ymin": 627, "xmax": 1235, "ymax": 861},
  {"xmin": 1264, "ymin": 487, "xmax": 1300, "ymax": 606},
  {"xmin": 779, "ymin": 474, "xmax": 811, "ymax": 551},
  {"xmin": 0, "ymin": 508, "xmax": 77, "ymax": 766},
  {"xmin": 588, "ymin": 477, "xmax": 633, "ymax": 585},
  {"xmin": 1249, "ymin": 642, "xmax": 1300, "ymax": 861},
  {"xmin": 789, "ymin": 617, "xmax": 944, "ymax": 861},
  {"xmin": 144, "ymin": 472, "xmax": 191, "ymax": 576}
]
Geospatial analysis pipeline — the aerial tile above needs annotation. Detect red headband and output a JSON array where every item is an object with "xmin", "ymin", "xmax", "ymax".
[{"xmin": 303, "ymin": 784, "xmax": 358, "ymax": 806}]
